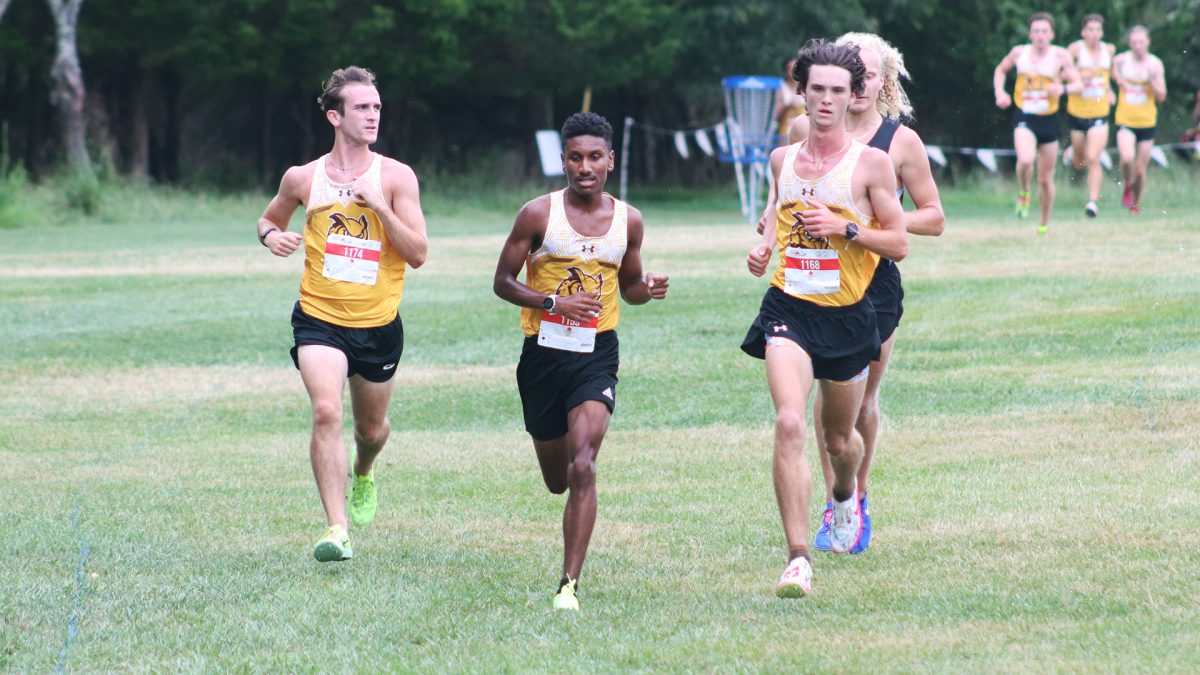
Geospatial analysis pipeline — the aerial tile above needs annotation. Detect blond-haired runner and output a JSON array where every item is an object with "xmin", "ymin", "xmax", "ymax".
[
  {"xmin": 1066, "ymin": 14, "xmax": 1116, "ymax": 218},
  {"xmin": 993, "ymin": 12, "xmax": 1082, "ymax": 234},
  {"xmin": 1113, "ymin": 26, "xmax": 1166, "ymax": 215},
  {"xmin": 772, "ymin": 32, "xmax": 945, "ymax": 555},
  {"xmin": 745, "ymin": 39, "xmax": 907, "ymax": 598},
  {"xmin": 494, "ymin": 112, "xmax": 669, "ymax": 611},
  {"xmin": 256, "ymin": 66, "xmax": 428, "ymax": 562}
]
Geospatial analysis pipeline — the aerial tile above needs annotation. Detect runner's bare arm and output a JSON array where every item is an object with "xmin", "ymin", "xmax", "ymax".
[
  {"xmin": 493, "ymin": 198, "xmax": 602, "ymax": 323},
  {"xmin": 849, "ymin": 149, "xmax": 907, "ymax": 261},
  {"xmin": 355, "ymin": 160, "xmax": 427, "ymax": 268},
  {"xmin": 1151, "ymin": 58, "xmax": 1167, "ymax": 102},
  {"xmin": 257, "ymin": 165, "xmax": 309, "ymax": 258},
  {"xmin": 748, "ymin": 147, "xmax": 788, "ymax": 277},
  {"xmin": 993, "ymin": 47, "xmax": 1019, "ymax": 108},
  {"xmin": 617, "ymin": 206, "xmax": 668, "ymax": 304},
  {"xmin": 894, "ymin": 127, "xmax": 945, "ymax": 237},
  {"xmin": 1060, "ymin": 50, "xmax": 1083, "ymax": 95}
]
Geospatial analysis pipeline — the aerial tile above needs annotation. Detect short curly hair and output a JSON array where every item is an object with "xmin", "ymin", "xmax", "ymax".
[
  {"xmin": 836, "ymin": 32, "xmax": 913, "ymax": 120},
  {"xmin": 561, "ymin": 112, "xmax": 613, "ymax": 149},
  {"xmin": 318, "ymin": 66, "xmax": 377, "ymax": 115},
  {"xmin": 792, "ymin": 39, "xmax": 866, "ymax": 99}
]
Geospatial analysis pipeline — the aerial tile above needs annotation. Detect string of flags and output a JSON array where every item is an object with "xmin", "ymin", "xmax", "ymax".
[{"xmin": 622, "ymin": 118, "xmax": 1200, "ymax": 172}]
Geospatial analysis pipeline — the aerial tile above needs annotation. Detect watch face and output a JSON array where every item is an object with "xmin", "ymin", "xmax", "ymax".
[{"xmin": 543, "ymin": 296, "xmax": 555, "ymax": 310}]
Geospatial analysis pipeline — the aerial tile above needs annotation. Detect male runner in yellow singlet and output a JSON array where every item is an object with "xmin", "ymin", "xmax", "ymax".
[
  {"xmin": 993, "ymin": 12, "xmax": 1082, "ymax": 234},
  {"xmin": 1066, "ymin": 14, "xmax": 1116, "ymax": 218},
  {"xmin": 1112, "ymin": 25, "xmax": 1166, "ymax": 215},
  {"xmin": 773, "ymin": 32, "xmax": 944, "ymax": 556},
  {"xmin": 744, "ymin": 40, "xmax": 907, "ymax": 598},
  {"xmin": 494, "ymin": 112, "xmax": 669, "ymax": 611},
  {"xmin": 256, "ymin": 66, "xmax": 428, "ymax": 562}
]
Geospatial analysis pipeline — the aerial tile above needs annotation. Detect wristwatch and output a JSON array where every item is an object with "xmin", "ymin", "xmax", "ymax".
[
  {"xmin": 259, "ymin": 227, "xmax": 279, "ymax": 246},
  {"xmin": 844, "ymin": 221, "xmax": 859, "ymax": 241},
  {"xmin": 542, "ymin": 295, "xmax": 557, "ymax": 314}
]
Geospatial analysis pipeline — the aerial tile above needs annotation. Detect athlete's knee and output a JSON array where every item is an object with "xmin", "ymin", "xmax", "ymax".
[
  {"xmin": 823, "ymin": 428, "xmax": 855, "ymax": 457},
  {"xmin": 1016, "ymin": 158, "xmax": 1034, "ymax": 173},
  {"xmin": 858, "ymin": 390, "xmax": 881, "ymax": 423},
  {"xmin": 774, "ymin": 408, "xmax": 806, "ymax": 440},
  {"xmin": 311, "ymin": 399, "xmax": 343, "ymax": 430},
  {"xmin": 566, "ymin": 453, "xmax": 597, "ymax": 489},
  {"xmin": 354, "ymin": 417, "xmax": 390, "ymax": 448}
]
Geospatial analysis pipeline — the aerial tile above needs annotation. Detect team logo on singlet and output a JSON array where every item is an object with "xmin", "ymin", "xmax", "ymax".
[
  {"xmin": 784, "ymin": 206, "xmax": 830, "ymax": 248},
  {"xmin": 327, "ymin": 212, "xmax": 370, "ymax": 239},
  {"xmin": 555, "ymin": 266, "xmax": 605, "ymax": 299}
]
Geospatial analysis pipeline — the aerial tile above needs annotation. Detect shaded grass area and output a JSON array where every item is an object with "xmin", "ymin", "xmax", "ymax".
[{"xmin": 1, "ymin": 179, "xmax": 1198, "ymax": 670}]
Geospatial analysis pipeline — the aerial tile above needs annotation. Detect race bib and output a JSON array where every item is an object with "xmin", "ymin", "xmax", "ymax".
[
  {"xmin": 537, "ymin": 310, "xmax": 598, "ymax": 353},
  {"xmin": 1126, "ymin": 91, "xmax": 1147, "ymax": 105},
  {"xmin": 1082, "ymin": 77, "xmax": 1105, "ymax": 100},
  {"xmin": 1022, "ymin": 91, "xmax": 1049, "ymax": 114},
  {"xmin": 784, "ymin": 247, "xmax": 839, "ymax": 296},
  {"xmin": 322, "ymin": 233, "xmax": 381, "ymax": 286}
]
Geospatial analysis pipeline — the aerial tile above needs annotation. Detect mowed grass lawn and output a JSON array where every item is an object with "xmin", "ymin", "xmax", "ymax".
[{"xmin": 1, "ymin": 174, "xmax": 1198, "ymax": 671}]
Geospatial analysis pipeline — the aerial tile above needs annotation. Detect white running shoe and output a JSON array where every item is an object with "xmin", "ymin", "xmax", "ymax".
[
  {"xmin": 775, "ymin": 556, "xmax": 812, "ymax": 598},
  {"xmin": 829, "ymin": 492, "xmax": 863, "ymax": 554},
  {"xmin": 1085, "ymin": 201, "xmax": 1098, "ymax": 218}
]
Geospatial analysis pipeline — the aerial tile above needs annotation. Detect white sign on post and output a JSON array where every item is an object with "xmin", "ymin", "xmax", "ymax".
[{"xmin": 535, "ymin": 130, "xmax": 565, "ymax": 177}]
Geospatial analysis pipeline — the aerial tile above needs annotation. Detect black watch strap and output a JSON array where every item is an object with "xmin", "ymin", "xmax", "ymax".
[{"xmin": 259, "ymin": 227, "xmax": 279, "ymax": 246}]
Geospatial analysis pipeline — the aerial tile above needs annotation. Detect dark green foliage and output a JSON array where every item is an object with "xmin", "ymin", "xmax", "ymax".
[{"xmin": 0, "ymin": 0, "xmax": 1196, "ymax": 184}]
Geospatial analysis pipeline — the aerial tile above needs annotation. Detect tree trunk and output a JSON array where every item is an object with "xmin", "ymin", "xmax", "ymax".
[
  {"xmin": 0, "ymin": 0, "xmax": 13, "ymax": 23},
  {"xmin": 128, "ymin": 69, "xmax": 150, "ymax": 179},
  {"xmin": 46, "ymin": 0, "xmax": 92, "ymax": 176}
]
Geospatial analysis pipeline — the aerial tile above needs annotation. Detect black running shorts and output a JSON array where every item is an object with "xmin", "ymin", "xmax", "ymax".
[
  {"xmin": 866, "ymin": 259, "xmax": 904, "ymax": 344},
  {"xmin": 290, "ymin": 302, "xmax": 403, "ymax": 383},
  {"xmin": 1117, "ymin": 125, "xmax": 1155, "ymax": 143},
  {"xmin": 1013, "ymin": 111, "xmax": 1061, "ymax": 146},
  {"xmin": 741, "ymin": 287, "xmax": 880, "ymax": 381},
  {"xmin": 1068, "ymin": 115, "xmax": 1109, "ymax": 133},
  {"xmin": 516, "ymin": 330, "xmax": 619, "ymax": 441}
]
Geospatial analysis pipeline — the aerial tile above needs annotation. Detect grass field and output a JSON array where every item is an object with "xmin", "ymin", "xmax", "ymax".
[{"xmin": 2, "ymin": 168, "xmax": 1199, "ymax": 671}]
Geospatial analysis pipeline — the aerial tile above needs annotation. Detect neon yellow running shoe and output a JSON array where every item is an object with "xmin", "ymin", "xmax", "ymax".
[
  {"xmin": 348, "ymin": 471, "xmax": 377, "ymax": 527},
  {"xmin": 553, "ymin": 577, "xmax": 579, "ymax": 611},
  {"xmin": 313, "ymin": 524, "xmax": 353, "ymax": 562},
  {"xmin": 1015, "ymin": 192, "xmax": 1031, "ymax": 219},
  {"xmin": 1037, "ymin": 224, "xmax": 1048, "ymax": 236}
]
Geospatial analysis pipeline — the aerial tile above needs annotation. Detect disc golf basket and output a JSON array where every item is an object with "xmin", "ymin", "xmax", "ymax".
[{"xmin": 721, "ymin": 75, "xmax": 782, "ymax": 223}]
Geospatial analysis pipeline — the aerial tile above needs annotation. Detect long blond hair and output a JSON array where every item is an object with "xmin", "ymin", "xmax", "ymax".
[{"xmin": 835, "ymin": 32, "xmax": 913, "ymax": 120}]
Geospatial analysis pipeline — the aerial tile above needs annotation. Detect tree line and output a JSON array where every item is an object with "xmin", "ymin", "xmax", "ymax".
[{"xmin": 2, "ymin": 0, "xmax": 1196, "ymax": 190}]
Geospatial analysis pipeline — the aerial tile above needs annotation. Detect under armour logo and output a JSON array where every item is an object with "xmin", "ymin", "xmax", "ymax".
[
  {"xmin": 581, "ymin": 244, "xmax": 596, "ymax": 254},
  {"xmin": 773, "ymin": 324, "xmax": 788, "ymax": 333},
  {"xmin": 799, "ymin": 187, "xmax": 816, "ymax": 197}
]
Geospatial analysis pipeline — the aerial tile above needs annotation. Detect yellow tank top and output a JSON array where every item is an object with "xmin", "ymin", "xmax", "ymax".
[
  {"xmin": 770, "ymin": 141, "xmax": 880, "ymax": 307},
  {"xmin": 778, "ymin": 88, "xmax": 807, "ymax": 136},
  {"xmin": 298, "ymin": 154, "xmax": 407, "ymax": 328},
  {"xmin": 520, "ymin": 190, "xmax": 628, "ymax": 337},
  {"xmin": 1014, "ymin": 46, "xmax": 1062, "ymax": 116},
  {"xmin": 1115, "ymin": 56, "xmax": 1157, "ymax": 128},
  {"xmin": 1067, "ymin": 43, "xmax": 1111, "ymax": 118}
]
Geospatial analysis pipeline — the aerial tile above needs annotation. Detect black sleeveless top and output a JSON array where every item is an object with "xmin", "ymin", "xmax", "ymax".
[{"xmin": 867, "ymin": 117, "xmax": 904, "ymax": 269}]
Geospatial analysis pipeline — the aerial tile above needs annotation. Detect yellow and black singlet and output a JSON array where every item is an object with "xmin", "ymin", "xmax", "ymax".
[
  {"xmin": 1014, "ymin": 45, "xmax": 1063, "ymax": 116},
  {"xmin": 299, "ymin": 153, "xmax": 407, "ymax": 328},
  {"xmin": 1067, "ymin": 43, "xmax": 1112, "ymax": 119},
  {"xmin": 521, "ymin": 190, "xmax": 628, "ymax": 351},
  {"xmin": 1115, "ymin": 56, "xmax": 1158, "ymax": 128},
  {"xmin": 771, "ymin": 141, "xmax": 881, "ymax": 308}
]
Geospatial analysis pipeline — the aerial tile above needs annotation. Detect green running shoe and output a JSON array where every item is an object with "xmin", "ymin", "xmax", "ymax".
[
  {"xmin": 348, "ymin": 471, "xmax": 377, "ymax": 527},
  {"xmin": 553, "ymin": 577, "xmax": 579, "ymax": 611},
  {"xmin": 313, "ymin": 524, "xmax": 353, "ymax": 562},
  {"xmin": 1015, "ymin": 192, "xmax": 1031, "ymax": 219}
]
